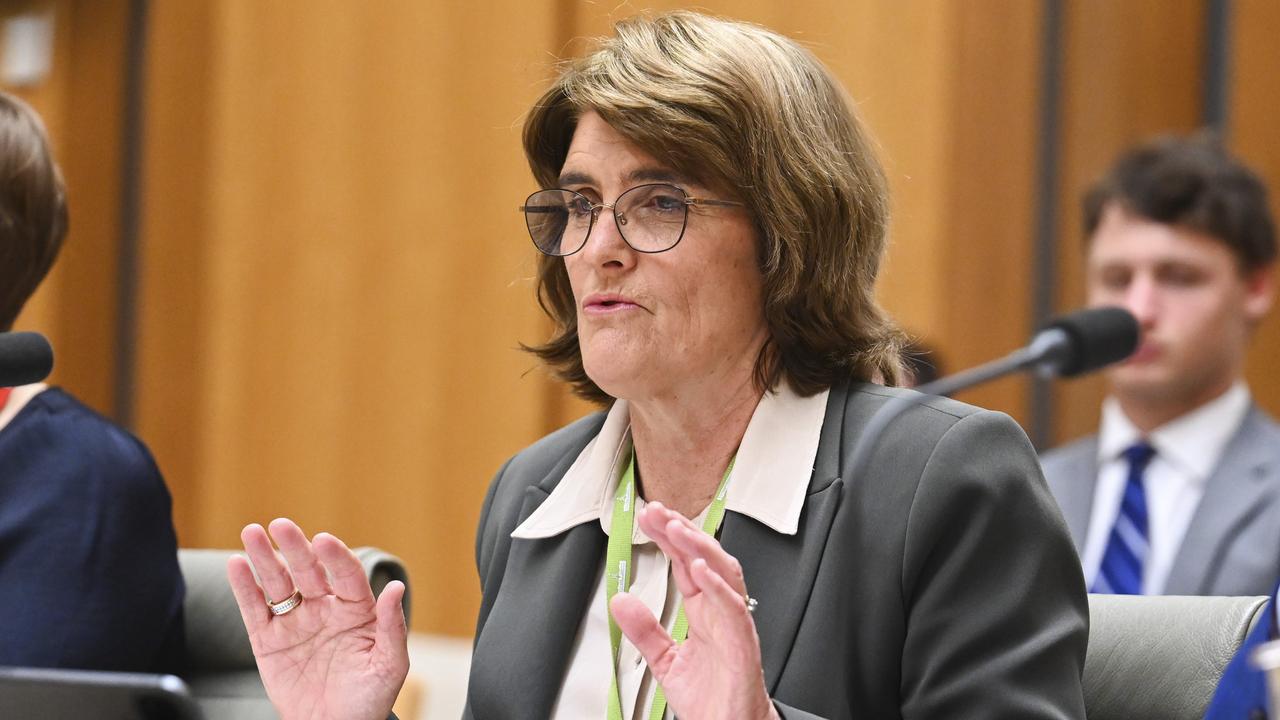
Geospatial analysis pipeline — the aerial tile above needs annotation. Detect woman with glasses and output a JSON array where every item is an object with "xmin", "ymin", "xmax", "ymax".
[{"xmin": 230, "ymin": 11, "xmax": 1087, "ymax": 720}]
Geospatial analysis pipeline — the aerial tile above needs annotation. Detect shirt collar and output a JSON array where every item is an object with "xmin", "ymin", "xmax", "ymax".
[
  {"xmin": 512, "ymin": 383, "xmax": 829, "ymax": 540},
  {"xmin": 1097, "ymin": 381, "xmax": 1251, "ymax": 480},
  {"xmin": 0, "ymin": 383, "xmax": 48, "ymax": 433}
]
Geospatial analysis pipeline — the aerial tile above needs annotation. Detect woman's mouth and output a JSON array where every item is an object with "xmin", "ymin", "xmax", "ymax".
[{"xmin": 583, "ymin": 294, "xmax": 642, "ymax": 315}]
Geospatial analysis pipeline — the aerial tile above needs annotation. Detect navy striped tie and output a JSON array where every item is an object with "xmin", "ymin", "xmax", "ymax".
[{"xmin": 1092, "ymin": 441, "xmax": 1156, "ymax": 594}]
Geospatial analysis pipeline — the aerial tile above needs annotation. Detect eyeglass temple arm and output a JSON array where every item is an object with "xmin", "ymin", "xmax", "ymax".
[{"xmin": 687, "ymin": 198, "xmax": 744, "ymax": 208}]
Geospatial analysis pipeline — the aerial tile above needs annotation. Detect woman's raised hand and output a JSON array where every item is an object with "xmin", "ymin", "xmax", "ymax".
[
  {"xmin": 226, "ymin": 519, "xmax": 409, "ymax": 720},
  {"xmin": 610, "ymin": 502, "xmax": 781, "ymax": 720}
]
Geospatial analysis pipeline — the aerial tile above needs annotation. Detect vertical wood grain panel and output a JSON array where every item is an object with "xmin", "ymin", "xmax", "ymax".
[
  {"xmin": 52, "ymin": 0, "xmax": 127, "ymax": 414},
  {"xmin": 138, "ymin": 0, "xmax": 563, "ymax": 636},
  {"xmin": 1231, "ymin": 0, "xmax": 1280, "ymax": 417},
  {"xmin": 134, "ymin": 0, "xmax": 216, "ymax": 547},
  {"xmin": 939, "ymin": 0, "xmax": 1042, "ymax": 423},
  {"xmin": 1051, "ymin": 0, "xmax": 1203, "ymax": 445}
]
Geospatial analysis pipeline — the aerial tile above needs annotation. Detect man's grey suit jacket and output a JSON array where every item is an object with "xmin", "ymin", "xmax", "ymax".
[
  {"xmin": 1042, "ymin": 405, "xmax": 1280, "ymax": 596},
  {"xmin": 464, "ymin": 382, "xmax": 1088, "ymax": 719}
]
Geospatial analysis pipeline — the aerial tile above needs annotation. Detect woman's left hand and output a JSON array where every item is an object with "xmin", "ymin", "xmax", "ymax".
[{"xmin": 610, "ymin": 501, "xmax": 781, "ymax": 720}]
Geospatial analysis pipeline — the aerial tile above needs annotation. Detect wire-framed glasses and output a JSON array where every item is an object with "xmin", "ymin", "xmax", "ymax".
[{"xmin": 519, "ymin": 183, "xmax": 743, "ymax": 256}]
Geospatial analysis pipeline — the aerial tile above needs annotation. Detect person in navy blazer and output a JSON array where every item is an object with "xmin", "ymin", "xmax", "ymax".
[
  {"xmin": 0, "ymin": 91, "xmax": 184, "ymax": 673},
  {"xmin": 1204, "ymin": 588, "xmax": 1275, "ymax": 720}
]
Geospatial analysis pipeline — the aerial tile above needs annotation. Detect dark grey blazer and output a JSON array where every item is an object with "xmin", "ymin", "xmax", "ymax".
[
  {"xmin": 1042, "ymin": 404, "xmax": 1280, "ymax": 596},
  {"xmin": 464, "ymin": 382, "xmax": 1088, "ymax": 719}
]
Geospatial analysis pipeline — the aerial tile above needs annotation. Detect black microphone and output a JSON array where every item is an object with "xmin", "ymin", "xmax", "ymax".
[
  {"xmin": 0, "ymin": 331, "xmax": 54, "ymax": 387},
  {"xmin": 913, "ymin": 306, "xmax": 1139, "ymax": 398},
  {"xmin": 846, "ymin": 307, "xmax": 1138, "ymax": 480}
]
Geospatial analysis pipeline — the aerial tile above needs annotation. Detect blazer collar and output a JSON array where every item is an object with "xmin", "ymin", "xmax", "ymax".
[
  {"xmin": 1056, "ymin": 438, "xmax": 1101, "ymax": 553},
  {"xmin": 728, "ymin": 381, "xmax": 848, "ymax": 690},
  {"xmin": 1165, "ymin": 406, "xmax": 1280, "ymax": 594}
]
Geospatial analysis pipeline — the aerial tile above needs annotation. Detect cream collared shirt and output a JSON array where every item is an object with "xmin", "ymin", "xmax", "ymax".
[
  {"xmin": 512, "ymin": 384, "xmax": 830, "ymax": 720},
  {"xmin": 1081, "ymin": 382, "xmax": 1251, "ymax": 594},
  {"xmin": 0, "ymin": 383, "xmax": 48, "ymax": 432}
]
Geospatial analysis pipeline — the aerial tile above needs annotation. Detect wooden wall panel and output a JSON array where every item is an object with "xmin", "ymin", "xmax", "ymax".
[
  {"xmin": 1231, "ymin": 0, "xmax": 1280, "ymax": 417},
  {"xmin": 134, "ymin": 0, "xmax": 216, "ymax": 551},
  {"xmin": 938, "ymin": 1, "xmax": 1042, "ymax": 421},
  {"xmin": 138, "ymin": 1, "xmax": 564, "ymax": 636},
  {"xmin": 1050, "ymin": 0, "xmax": 1204, "ymax": 445}
]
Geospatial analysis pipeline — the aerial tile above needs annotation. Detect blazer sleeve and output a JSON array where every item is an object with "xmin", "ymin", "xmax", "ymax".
[
  {"xmin": 897, "ymin": 409, "xmax": 1088, "ymax": 719},
  {"xmin": 1203, "ymin": 593, "xmax": 1275, "ymax": 720},
  {"xmin": 0, "ymin": 414, "xmax": 185, "ymax": 673}
]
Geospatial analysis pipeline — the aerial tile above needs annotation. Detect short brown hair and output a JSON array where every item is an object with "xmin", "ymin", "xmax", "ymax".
[
  {"xmin": 1083, "ymin": 133, "xmax": 1276, "ymax": 272},
  {"xmin": 0, "ymin": 91, "xmax": 66, "ymax": 330},
  {"xmin": 522, "ymin": 11, "xmax": 905, "ymax": 404}
]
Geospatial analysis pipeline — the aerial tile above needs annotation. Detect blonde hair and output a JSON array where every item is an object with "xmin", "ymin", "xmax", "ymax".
[{"xmin": 524, "ymin": 11, "xmax": 905, "ymax": 403}]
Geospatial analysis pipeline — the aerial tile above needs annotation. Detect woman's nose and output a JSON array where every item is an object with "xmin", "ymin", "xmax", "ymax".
[{"xmin": 579, "ymin": 205, "xmax": 634, "ymax": 266}]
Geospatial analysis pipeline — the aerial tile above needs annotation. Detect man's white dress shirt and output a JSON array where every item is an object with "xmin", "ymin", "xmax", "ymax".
[{"xmin": 1082, "ymin": 382, "xmax": 1250, "ymax": 594}]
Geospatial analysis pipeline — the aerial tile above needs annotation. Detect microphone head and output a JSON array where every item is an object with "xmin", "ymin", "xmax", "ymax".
[
  {"xmin": 0, "ymin": 331, "xmax": 54, "ymax": 386},
  {"xmin": 1040, "ymin": 307, "xmax": 1139, "ymax": 377}
]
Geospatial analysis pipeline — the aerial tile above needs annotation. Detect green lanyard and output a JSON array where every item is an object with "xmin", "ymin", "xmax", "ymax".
[{"xmin": 605, "ymin": 450, "xmax": 736, "ymax": 720}]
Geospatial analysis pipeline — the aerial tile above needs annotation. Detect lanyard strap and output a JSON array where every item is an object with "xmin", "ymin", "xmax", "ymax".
[
  {"xmin": 0, "ymin": 387, "xmax": 11, "ymax": 413},
  {"xmin": 605, "ymin": 451, "xmax": 735, "ymax": 720}
]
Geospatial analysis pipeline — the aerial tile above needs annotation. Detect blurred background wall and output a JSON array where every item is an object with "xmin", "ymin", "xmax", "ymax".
[{"xmin": 4, "ymin": 0, "xmax": 1279, "ymax": 639}]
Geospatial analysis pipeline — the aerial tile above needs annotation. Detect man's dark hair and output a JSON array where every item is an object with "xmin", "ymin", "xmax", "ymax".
[{"xmin": 1083, "ymin": 132, "xmax": 1276, "ymax": 272}]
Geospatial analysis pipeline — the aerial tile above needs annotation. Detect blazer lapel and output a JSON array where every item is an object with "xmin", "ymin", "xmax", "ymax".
[
  {"xmin": 721, "ymin": 383, "xmax": 847, "ymax": 692},
  {"xmin": 468, "ymin": 485, "xmax": 606, "ymax": 719},
  {"xmin": 1056, "ymin": 440, "xmax": 1100, "ymax": 553},
  {"xmin": 1166, "ymin": 408, "xmax": 1280, "ymax": 594},
  {"xmin": 723, "ymin": 479, "xmax": 842, "ymax": 691}
]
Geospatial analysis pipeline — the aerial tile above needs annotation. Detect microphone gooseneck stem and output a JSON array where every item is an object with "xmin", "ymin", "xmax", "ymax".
[
  {"xmin": 912, "ymin": 347, "xmax": 1038, "ymax": 399},
  {"xmin": 842, "ymin": 308, "xmax": 1135, "ymax": 494},
  {"xmin": 845, "ymin": 333, "xmax": 1068, "ymax": 492}
]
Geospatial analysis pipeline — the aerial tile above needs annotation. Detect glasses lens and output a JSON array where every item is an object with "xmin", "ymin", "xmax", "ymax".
[
  {"xmin": 524, "ymin": 190, "xmax": 591, "ymax": 256},
  {"xmin": 617, "ymin": 184, "xmax": 688, "ymax": 252}
]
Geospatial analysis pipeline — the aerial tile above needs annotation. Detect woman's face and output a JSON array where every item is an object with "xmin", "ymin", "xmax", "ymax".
[{"xmin": 560, "ymin": 112, "xmax": 769, "ymax": 402}]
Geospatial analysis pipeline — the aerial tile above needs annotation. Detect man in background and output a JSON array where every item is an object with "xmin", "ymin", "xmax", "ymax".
[{"xmin": 1042, "ymin": 133, "xmax": 1280, "ymax": 597}]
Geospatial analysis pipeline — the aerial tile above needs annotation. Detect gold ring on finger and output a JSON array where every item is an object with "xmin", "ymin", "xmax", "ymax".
[{"xmin": 268, "ymin": 589, "xmax": 303, "ymax": 616}]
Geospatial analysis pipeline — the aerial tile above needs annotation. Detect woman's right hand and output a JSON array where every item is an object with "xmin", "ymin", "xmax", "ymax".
[{"xmin": 227, "ymin": 518, "xmax": 409, "ymax": 720}]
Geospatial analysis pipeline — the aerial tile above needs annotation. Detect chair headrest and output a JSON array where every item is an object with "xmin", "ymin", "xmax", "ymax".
[{"xmin": 1084, "ymin": 594, "xmax": 1269, "ymax": 720}]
